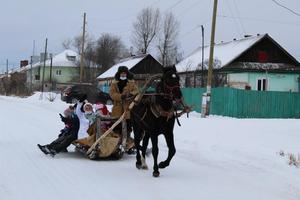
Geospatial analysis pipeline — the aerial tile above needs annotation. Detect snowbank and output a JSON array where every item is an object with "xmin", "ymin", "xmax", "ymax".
[{"xmin": 0, "ymin": 94, "xmax": 299, "ymax": 200}]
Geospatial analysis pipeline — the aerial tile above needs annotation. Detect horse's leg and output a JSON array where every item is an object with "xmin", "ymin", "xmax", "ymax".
[
  {"xmin": 133, "ymin": 127, "xmax": 142, "ymax": 169},
  {"xmin": 140, "ymin": 133, "xmax": 149, "ymax": 169},
  {"xmin": 158, "ymin": 131, "xmax": 176, "ymax": 169},
  {"xmin": 151, "ymin": 135, "xmax": 160, "ymax": 177}
]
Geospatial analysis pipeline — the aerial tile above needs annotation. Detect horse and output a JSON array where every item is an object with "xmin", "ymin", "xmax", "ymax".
[{"xmin": 131, "ymin": 65, "xmax": 186, "ymax": 177}]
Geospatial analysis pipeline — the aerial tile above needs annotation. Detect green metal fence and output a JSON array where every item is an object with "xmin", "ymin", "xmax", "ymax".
[
  {"xmin": 181, "ymin": 87, "xmax": 300, "ymax": 118},
  {"xmin": 181, "ymin": 88, "xmax": 206, "ymax": 113}
]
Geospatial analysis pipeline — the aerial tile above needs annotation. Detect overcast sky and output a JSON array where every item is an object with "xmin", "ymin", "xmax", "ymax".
[{"xmin": 0, "ymin": 0, "xmax": 299, "ymax": 73}]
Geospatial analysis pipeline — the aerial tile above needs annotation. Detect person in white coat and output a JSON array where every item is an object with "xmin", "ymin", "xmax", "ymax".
[{"xmin": 74, "ymin": 94, "xmax": 90, "ymax": 139}]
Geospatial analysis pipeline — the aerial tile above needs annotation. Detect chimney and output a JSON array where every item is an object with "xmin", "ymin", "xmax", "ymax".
[
  {"xmin": 20, "ymin": 60, "xmax": 29, "ymax": 68},
  {"xmin": 40, "ymin": 53, "xmax": 48, "ymax": 62},
  {"xmin": 130, "ymin": 46, "xmax": 135, "ymax": 57}
]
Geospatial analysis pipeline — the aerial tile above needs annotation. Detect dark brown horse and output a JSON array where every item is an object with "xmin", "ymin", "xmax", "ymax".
[{"xmin": 131, "ymin": 65, "xmax": 185, "ymax": 177}]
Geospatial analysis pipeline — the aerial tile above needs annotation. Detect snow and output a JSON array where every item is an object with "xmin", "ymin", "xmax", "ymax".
[
  {"xmin": 97, "ymin": 55, "xmax": 147, "ymax": 79},
  {"xmin": 19, "ymin": 49, "xmax": 79, "ymax": 72},
  {"xmin": 1, "ymin": 93, "xmax": 300, "ymax": 200},
  {"xmin": 176, "ymin": 34, "xmax": 265, "ymax": 72},
  {"xmin": 44, "ymin": 49, "xmax": 79, "ymax": 67}
]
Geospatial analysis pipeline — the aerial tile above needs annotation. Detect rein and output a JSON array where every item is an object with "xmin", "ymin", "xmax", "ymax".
[{"xmin": 129, "ymin": 74, "xmax": 192, "ymax": 128}]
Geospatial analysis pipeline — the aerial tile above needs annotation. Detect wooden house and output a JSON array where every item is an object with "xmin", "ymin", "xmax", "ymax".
[{"xmin": 176, "ymin": 34, "xmax": 300, "ymax": 92}]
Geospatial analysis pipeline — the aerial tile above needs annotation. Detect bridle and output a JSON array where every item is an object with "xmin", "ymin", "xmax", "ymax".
[
  {"xmin": 162, "ymin": 76, "xmax": 183, "ymax": 104},
  {"xmin": 129, "ymin": 73, "xmax": 191, "ymax": 127},
  {"xmin": 160, "ymin": 76, "xmax": 191, "ymax": 126}
]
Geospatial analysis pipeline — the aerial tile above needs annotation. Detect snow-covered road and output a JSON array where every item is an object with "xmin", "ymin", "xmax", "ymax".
[{"xmin": 0, "ymin": 93, "xmax": 299, "ymax": 200}]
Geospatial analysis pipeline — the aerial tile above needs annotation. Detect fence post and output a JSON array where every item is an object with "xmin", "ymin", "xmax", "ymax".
[{"xmin": 201, "ymin": 93, "xmax": 208, "ymax": 117}]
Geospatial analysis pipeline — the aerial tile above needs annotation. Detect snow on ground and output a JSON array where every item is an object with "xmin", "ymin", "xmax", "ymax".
[{"xmin": 0, "ymin": 93, "xmax": 300, "ymax": 200}]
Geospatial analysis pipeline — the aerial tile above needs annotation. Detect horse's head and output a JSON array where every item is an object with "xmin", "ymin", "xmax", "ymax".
[{"xmin": 161, "ymin": 65, "xmax": 182, "ymax": 102}]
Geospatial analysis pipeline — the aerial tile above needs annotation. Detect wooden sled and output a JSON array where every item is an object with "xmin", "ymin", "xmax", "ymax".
[{"xmin": 72, "ymin": 114, "xmax": 135, "ymax": 160}]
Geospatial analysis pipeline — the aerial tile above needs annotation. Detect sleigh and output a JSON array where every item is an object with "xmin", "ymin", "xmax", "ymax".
[
  {"xmin": 72, "ymin": 75, "xmax": 162, "ymax": 160},
  {"xmin": 73, "ymin": 73, "xmax": 191, "ymax": 162},
  {"xmin": 72, "ymin": 113, "xmax": 134, "ymax": 160}
]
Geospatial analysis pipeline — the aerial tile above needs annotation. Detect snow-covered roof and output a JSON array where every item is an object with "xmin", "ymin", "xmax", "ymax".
[
  {"xmin": 97, "ymin": 54, "xmax": 147, "ymax": 79},
  {"xmin": 47, "ymin": 49, "xmax": 78, "ymax": 67},
  {"xmin": 22, "ymin": 49, "xmax": 79, "ymax": 71},
  {"xmin": 176, "ymin": 34, "xmax": 266, "ymax": 72}
]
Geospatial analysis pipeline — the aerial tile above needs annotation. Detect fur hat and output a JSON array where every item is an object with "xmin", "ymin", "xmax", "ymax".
[
  {"xmin": 115, "ymin": 66, "xmax": 134, "ymax": 80},
  {"xmin": 118, "ymin": 66, "xmax": 129, "ymax": 73},
  {"xmin": 83, "ymin": 103, "xmax": 93, "ymax": 113}
]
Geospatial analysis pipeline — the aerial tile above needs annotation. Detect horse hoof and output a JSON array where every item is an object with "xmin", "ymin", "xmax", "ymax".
[
  {"xmin": 136, "ymin": 163, "xmax": 142, "ymax": 169},
  {"xmin": 141, "ymin": 165, "xmax": 148, "ymax": 170},
  {"xmin": 152, "ymin": 171, "xmax": 160, "ymax": 177},
  {"xmin": 158, "ymin": 161, "xmax": 169, "ymax": 169}
]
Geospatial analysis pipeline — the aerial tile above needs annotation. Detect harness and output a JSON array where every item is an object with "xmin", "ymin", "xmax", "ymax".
[
  {"xmin": 150, "ymin": 104, "xmax": 174, "ymax": 120},
  {"xmin": 130, "ymin": 73, "xmax": 192, "ymax": 128}
]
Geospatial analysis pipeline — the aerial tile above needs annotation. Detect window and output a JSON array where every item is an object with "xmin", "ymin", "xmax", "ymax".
[
  {"xmin": 67, "ymin": 55, "xmax": 76, "ymax": 61},
  {"xmin": 35, "ymin": 75, "xmax": 40, "ymax": 80},
  {"xmin": 257, "ymin": 78, "xmax": 267, "ymax": 91},
  {"xmin": 56, "ymin": 70, "xmax": 62, "ymax": 76}
]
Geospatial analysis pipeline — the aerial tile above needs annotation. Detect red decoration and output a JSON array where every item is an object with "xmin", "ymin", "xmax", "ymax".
[{"xmin": 258, "ymin": 51, "xmax": 268, "ymax": 62}]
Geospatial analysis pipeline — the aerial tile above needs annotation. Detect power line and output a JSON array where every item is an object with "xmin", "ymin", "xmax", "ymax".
[
  {"xmin": 181, "ymin": 18, "xmax": 211, "ymax": 39},
  {"xmin": 232, "ymin": 0, "xmax": 246, "ymax": 34},
  {"xmin": 271, "ymin": 0, "xmax": 300, "ymax": 17},
  {"xmin": 88, "ymin": 0, "xmax": 162, "ymax": 23},
  {"xmin": 224, "ymin": 0, "xmax": 243, "ymax": 37},
  {"xmin": 165, "ymin": 0, "xmax": 184, "ymax": 11},
  {"xmin": 218, "ymin": 14, "xmax": 300, "ymax": 26},
  {"xmin": 181, "ymin": 25, "xmax": 202, "ymax": 39},
  {"xmin": 176, "ymin": 0, "xmax": 202, "ymax": 18},
  {"xmin": 150, "ymin": 0, "xmax": 161, "ymax": 7}
]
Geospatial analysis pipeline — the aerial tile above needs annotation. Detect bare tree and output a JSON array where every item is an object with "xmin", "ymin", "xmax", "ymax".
[
  {"xmin": 62, "ymin": 39, "xmax": 72, "ymax": 49},
  {"xmin": 62, "ymin": 33, "xmax": 92, "ymax": 54},
  {"xmin": 62, "ymin": 34, "xmax": 97, "ymax": 81},
  {"xmin": 131, "ymin": 7, "xmax": 160, "ymax": 54},
  {"xmin": 83, "ymin": 38, "xmax": 97, "ymax": 81},
  {"xmin": 72, "ymin": 34, "xmax": 84, "ymax": 54},
  {"xmin": 95, "ymin": 33, "xmax": 126, "ymax": 73},
  {"xmin": 84, "ymin": 38, "xmax": 97, "ymax": 66},
  {"xmin": 157, "ymin": 12, "xmax": 180, "ymax": 67}
]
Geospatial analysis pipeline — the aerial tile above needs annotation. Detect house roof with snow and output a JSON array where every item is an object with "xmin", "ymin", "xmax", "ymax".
[
  {"xmin": 176, "ymin": 34, "xmax": 300, "ymax": 72},
  {"xmin": 20, "ymin": 49, "xmax": 79, "ymax": 72},
  {"xmin": 97, "ymin": 54, "xmax": 162, "ymax": 80},
  {"xmin": 97, "ymin": 55, "xmax": 146, "ymax": 79}
]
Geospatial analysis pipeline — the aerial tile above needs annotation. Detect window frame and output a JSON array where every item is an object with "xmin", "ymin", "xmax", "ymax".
[{"xmin": 256, "ymin": 77, "xmax": 268, "ymax": 91}]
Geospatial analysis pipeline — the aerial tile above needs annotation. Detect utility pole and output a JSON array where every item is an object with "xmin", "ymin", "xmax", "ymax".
[
  {"xmin": 41, "ymin": 38, "xmax": 48, "ymax": 95},
  {"xmin": 30, "ymin": 40, "xmax": 35, "ymax": 93},
  {"xmin": 194, "ymin": 25, "xmax": 205, "ymax": 88},
  {"xmin": 30, "ymin": 56, "xmax": 33, "ymax": 93},
  {"xmin": 80, "ymin": 12, "xmax": 86, "ymax": 83},
  {"xmin": 6, "ymin": 59, "xmax": 8, "ymax": 77},
  {"xmin": 201, "ymin": 25, "xmax": 204, "ymax": 87},
  {"xmin": 201, "ymin": 0, "xmax": 218, "ymax": 117},
  {"xmin": 5, "ymin": 59, "xmax": 8, "ymax": 96},
  {"xmin": 49, "ymin": 54, "xmax": 53, "ymax": 91}
]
